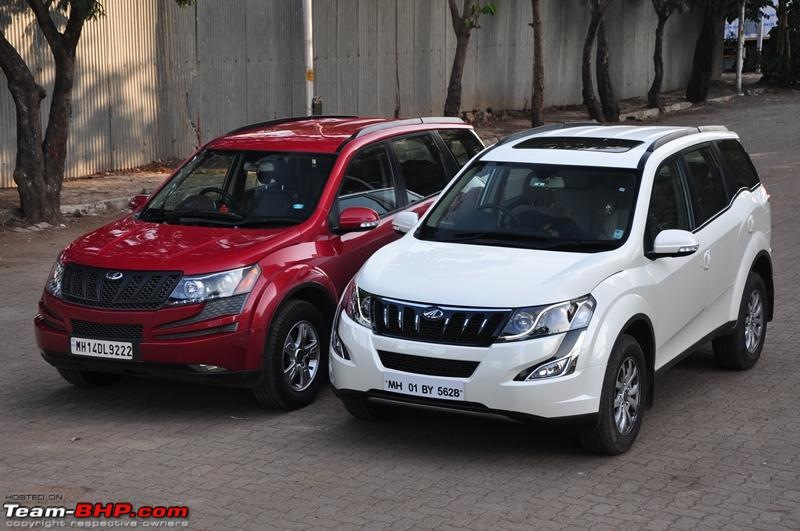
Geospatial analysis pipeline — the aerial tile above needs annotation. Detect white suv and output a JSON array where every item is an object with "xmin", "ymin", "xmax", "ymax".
[{"xmin": 329, "ymin": 124, "xmax": 773, "ymax": 454}]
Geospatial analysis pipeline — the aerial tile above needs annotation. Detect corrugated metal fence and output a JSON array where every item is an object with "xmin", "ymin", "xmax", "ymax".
[{"xmin": 0, "ymin": 0, "xmax": 703, "ymax": 188}]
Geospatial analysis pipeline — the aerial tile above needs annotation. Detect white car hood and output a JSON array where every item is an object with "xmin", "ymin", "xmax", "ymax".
[{"xmin": 358, "ymin": 236, "xmax": 626, "ymax": 308}]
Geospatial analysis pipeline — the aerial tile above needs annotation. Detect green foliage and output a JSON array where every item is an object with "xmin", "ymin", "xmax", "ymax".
[
  {"xmin": 761, "ymin": 0, "xmax": 800, "ymax": 85},
  {"xmin": 463, "ymin": 1, "xmax": 496, "ymax": 29}
]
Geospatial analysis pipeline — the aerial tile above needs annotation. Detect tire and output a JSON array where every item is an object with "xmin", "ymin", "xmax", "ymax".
[
  {"xmin": 251, "ymin": 300, "xmax": 329, "ymax": 410},
  {"xmin": 579, "ymin": 335, "xmax": 647, "ymax": 455},
  {"xmin": 57, "ymin": 368, "xmax": 122, "ymax": 388},
  {"xmin": 339, "ymin": 394, "xmax": 383, "ymax": 421},
  {"xmin": 713, "ymin": 272, "xmax": 768, "ymax": 370}
]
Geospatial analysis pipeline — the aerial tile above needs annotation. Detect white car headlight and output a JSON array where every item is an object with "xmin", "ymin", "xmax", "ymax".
[
  {"xmin": 500, "ymin": 295, "xmax": 595, "ymax": 341},
  {"xmin": 341, "ymin": 278, "xmax": 372, "ymax": 328},
  {"xmin": 45, "ymin": 258, "xmax": 65, "ymax": 299},
  {"xmin": 167, "ymin": 265, "xmax": 260, "ymax": 305}
]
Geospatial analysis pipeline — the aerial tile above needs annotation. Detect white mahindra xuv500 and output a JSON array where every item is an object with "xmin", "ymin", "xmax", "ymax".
[{"xmin": 329, "ymin": 124, "xmax": 773, "ymax": 454}]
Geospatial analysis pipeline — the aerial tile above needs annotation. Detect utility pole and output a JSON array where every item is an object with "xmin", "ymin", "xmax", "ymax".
[
  {"xmin": 736, "ymin": 0, "xmax": 746, "ymax": 94},
  {"xmin": 302, "ymin": 0, "xmax": 315, "ymax": 116}
]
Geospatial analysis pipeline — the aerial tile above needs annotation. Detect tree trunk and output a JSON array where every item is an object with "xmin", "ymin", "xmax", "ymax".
[
  {"xmin": 686, "ymin": 0, "xmax": 722, "ymax": 103},
  {"xmin": 777, "ymin": 0, "xmax": 792, "ymax": 82},
  {"xmin": 595, "ymin": 18, "xmax": 619, "ymax": 122},
  {"xmin": 647, "ymin": 13, "xmax": 668, "ymax": 109},
  {"xmin": 530, "ymin": 0, "xmax": 544, "ymax": 127},
  {"xmin": 582, "ymin": 13, "xmax": 604, "ymax": 121},
  {"xmin": 41, "ymin": 54, "xmax": 78, "ymax": 213},
  {"xmin": 0, "ymin": 34, "xmax": 58, "ymax": 222},
  {"xmin": 444, "ymin": 28, "xmax": 472, "ymax": 117}
]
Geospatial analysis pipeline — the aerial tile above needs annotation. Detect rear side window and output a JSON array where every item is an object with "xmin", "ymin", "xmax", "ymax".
[
  {"xmin": 683, "ymin": 147, "xmax": 728, "ymax": 227},
  {"xmin": 717, "ymin": 139, "xmax": 760, "ymax": 192},
  {"xmin": 646, "ymin": 160, "xmax": 691, "ymax": 246},
  {"xmin": 391, "ymin": 135, "xmax": 449, "ymax": 202},
  {"xmin": 438, "ymin": 129, "xmax": 484, "ymax": 167}
]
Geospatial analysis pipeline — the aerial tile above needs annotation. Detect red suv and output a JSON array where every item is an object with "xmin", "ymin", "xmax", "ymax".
[{"xmin": 35, "ymin": 116, "xmax": 483, "ymax": 409}]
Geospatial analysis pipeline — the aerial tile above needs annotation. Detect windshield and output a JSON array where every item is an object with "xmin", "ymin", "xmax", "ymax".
[
  {"xmin": 417, "ymin": 161, "xmax": 639, "ymax": 252},
  {"xmin": 141, "ymin": 150, "xmax": 335, "ymax": 227}
]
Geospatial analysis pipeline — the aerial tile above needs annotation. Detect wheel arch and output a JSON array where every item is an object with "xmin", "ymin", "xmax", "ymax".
[
  {"xmin": 618, "ymin": 314, "xmax": 656, "ymax": 410},
  {"xmin": 281, "ymin": 281, "xmax": 338, "ymax": 332},
  {"xmin": 751, "ymin": 250, "xmax": 774, "ymax": 321}
]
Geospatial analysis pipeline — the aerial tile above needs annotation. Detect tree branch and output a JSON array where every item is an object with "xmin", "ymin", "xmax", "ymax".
[
  {"xmin": 0, "ymin": 30, "xmax": 45, "ymax": 97},
  {"xmin": 62, "ymin": 3, "xmax": 88, "ymax": 52},
  {"xmin": 25, "ymin": 0, "xmax": 66, "ymax": 57}
]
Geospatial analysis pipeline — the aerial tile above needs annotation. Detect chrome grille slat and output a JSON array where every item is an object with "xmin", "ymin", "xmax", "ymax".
[{"xmin": 372, "ymin": 296, "xmax": 510, "ymax": 347}]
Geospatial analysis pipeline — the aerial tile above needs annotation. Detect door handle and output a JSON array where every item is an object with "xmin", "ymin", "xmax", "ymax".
[{"xmin": 702, "ymin": 250, "xmax": 711, "ymax": 270}]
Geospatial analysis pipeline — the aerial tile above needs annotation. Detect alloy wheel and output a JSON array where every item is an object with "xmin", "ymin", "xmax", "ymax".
[
  {"xmin": 282, "ymin": 320, "xmax": 320, "ymax": 392},
  {"xmin": 744, "ymin": 290, "xmax": 764, "ymax": 354},
  {"xmin": 613, "ymin": 357, "xmax": 640, "ymax": 436}
]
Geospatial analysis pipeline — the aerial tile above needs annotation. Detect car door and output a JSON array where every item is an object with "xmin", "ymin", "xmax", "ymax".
[
  {"xmin": 326, "ymin": 143, "xmax": 405, "ymax": 292},
  {"xmin": 644, "ymin": 157, "xmax": 708, "ymax": 367},
  {"xmin": 681, "ymin": 145, "xmax": 740, "ymax": 329}
]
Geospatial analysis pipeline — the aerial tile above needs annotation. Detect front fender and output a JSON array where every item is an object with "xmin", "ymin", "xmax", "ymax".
[
  {"xmin": 584, "ymin": 272, "xmax": 655, "ymax": 369},
  {"xmin": 250, "ymin": 265, "xmax": 337, "ymax": 332}
]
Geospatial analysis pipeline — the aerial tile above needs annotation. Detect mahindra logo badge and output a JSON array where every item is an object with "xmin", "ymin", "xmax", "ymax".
[
  {"xmin": 105, "ymin": 271, "xmax": 124, "ymax": 281},
  {"xmin": 422, "ymin": 307, "xmax": 445, "ymax": 321}
]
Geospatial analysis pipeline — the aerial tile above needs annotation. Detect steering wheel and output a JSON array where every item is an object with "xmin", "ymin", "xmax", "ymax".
[
  {"xmin": 477, "ymin": 204, "xmax": 521, "ymax": 229},
  {"xmin": 343, "ymin": 175, "xmax": 375, "ymax": 192},
  {"xmin": 199, "ymin": 187, "xmax": 242, "ymax": 212}
]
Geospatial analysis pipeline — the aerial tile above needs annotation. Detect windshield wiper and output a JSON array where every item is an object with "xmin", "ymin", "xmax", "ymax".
[
  {"xmin": 141, "ymin": 210, "xmax": 244, "ymax": 224},
  {"xmin": 232, "ymin": 217, "xmax": 302, "ymax": 227},
  {"xmin": 440, "ymin": 231, "xmax": 551, "ymax": 243},
  {"xmin": 538, "ymin": 240, "xmax": 619, "ymax": 251}
]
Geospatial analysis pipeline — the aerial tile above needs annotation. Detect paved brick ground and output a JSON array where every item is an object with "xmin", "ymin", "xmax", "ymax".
[{"xmin": 1, "ymin": 92, "xmax": 799, "ymax": 530}]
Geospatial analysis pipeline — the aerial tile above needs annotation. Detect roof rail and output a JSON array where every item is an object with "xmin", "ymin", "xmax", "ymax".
[
  {"xmin": 225, "ymin": 115, "xmax": 358, "ymax": 136},
  {"xmin": 646, "ymin": 128, "xmax": 696, "ymax": 152},
  {"xmin": 647, "ymin": 125, "xmax": 730, "ymax": 152},
  {"xmin": 495, "ymin": 121, "xmax": 600, "ymax": 146},
  {"xmin": 697, "ymin": 125, "xmax": 729, "ymax": 132},
  {"xmin": 353, "ymin": 116, "xmax": 465, "ymax": 139}
]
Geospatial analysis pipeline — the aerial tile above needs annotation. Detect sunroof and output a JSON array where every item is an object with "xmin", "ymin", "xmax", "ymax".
[{"xmin": 513, "ymin": 136, "xmax": 644, "ymax": 153}]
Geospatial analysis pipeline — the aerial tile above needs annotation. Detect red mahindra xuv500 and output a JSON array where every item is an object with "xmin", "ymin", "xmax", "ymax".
[{"xmin": 34, "ymin": 116, "xmax": 483, "ymax": 409}]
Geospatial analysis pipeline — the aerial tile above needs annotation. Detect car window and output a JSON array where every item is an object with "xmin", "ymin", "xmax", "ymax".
[
  {"xmin": 646, "ymin": 160, "xmax": 691, "ymax": 244},
  {"xmin": 391, "ymin": 135, "xmax": 449, "ymax": 203},
  {"xmin": 683, "ymin": 147, "xmax": 728, "ymax": 227},
  {"xmin": 438, "ymin": 129, "xmax": 484, "ymax": 167},
  {"xmin": 337, "ymin": 144, "xmax": 397, "ymax": 217},
  {"xmin": 717, "ymin": 139, "xmax": 760, "ymax": 192}
]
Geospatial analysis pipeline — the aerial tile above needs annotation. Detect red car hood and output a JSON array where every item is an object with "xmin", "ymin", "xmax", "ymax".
[{"xmin": 63, "ymin": 216, "xmax": 293, "ymax": 274}]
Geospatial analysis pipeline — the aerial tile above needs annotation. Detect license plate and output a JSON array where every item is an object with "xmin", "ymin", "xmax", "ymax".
[
  {"xmin": 70, "ymin": 337, "xmax": 134, "ymax": 360},
  {"xmin": 383, "ymin": 372, "xmax": 465, "ymax": 401}
]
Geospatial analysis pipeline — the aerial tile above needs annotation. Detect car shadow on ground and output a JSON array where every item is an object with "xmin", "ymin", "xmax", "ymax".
[{"xmin": 25, "ymin": 342, "xmax": 734, "ymax": 458}]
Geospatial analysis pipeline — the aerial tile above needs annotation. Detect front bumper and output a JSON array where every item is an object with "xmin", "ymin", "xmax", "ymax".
[
  {"xmin": 35, "ymin": 293, "xmax": 267, "ymax": 382},
  {"xmin": 330, "ymin": 311, "xmax": 606, "ymax": 420}
]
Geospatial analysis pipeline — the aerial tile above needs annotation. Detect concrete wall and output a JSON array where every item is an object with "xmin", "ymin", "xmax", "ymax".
[{"xmin": 0, "ymin": 0, "xmax": 705, "ymax": 188}]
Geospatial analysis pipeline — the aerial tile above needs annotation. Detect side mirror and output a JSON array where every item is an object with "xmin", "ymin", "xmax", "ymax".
[
  {"xmin": 649, "ymin": 229, "xmax": 699, "ymax": 259},
  {"xmin": 128, "ymin": 194, "xmax": 149, "ymax": 212},
  {"xmin": 338, "ymin": 207, "xmax": 380, "ymax": 232},
  {"xmin": 392, "ymin": 211, "xmax": 419, "ymax": 234}
]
